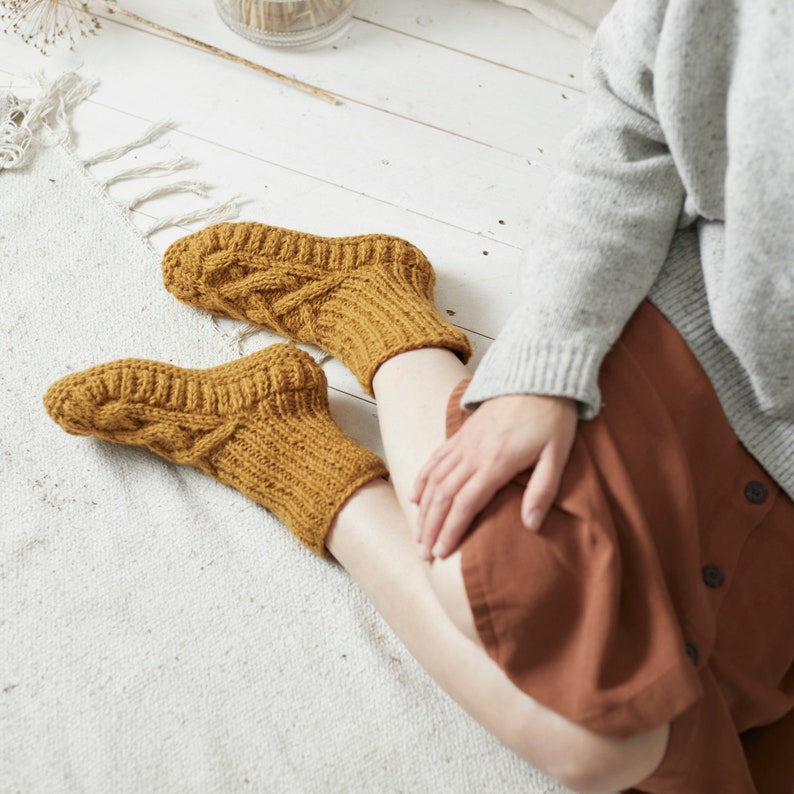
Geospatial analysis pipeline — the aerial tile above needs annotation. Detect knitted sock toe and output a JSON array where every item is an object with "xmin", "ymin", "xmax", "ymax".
[
  {"xmin": 162, "ymin": 222, "xmax": 472, "ymax": 395},
  {"xmin": 43, "ymin": 344, "xmax": 387, "ymax": 555}
]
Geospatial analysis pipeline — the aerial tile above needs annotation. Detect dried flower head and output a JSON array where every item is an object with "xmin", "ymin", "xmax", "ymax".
[{"xmin": 1, "ymin": 0, "xmax": 101, "ymax": 53}]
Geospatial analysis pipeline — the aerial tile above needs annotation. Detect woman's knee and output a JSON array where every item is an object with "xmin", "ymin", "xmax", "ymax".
[
  {"xmin": 428, "ymin": 550, "xmax": 669, "ymax": 794},
  {"xmin": 546, "ymin": 722, "xmax": 670, "ymax": 794}
]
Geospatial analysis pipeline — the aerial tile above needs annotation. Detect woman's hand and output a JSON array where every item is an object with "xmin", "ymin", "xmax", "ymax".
[{"xmin": 409, "ymin": 393, "xmax": 578, "ymax": 560}]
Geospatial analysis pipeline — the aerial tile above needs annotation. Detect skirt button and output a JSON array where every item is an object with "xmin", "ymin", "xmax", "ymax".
[{"xmin": 744, "ymin": 480, "xmax": 768, "ymax": 504}]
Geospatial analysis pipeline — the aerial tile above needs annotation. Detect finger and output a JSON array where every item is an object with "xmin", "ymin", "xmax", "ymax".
[
  {"xmin": 414, "ymin": 445, "xmax": 465, "ymax": 535},
  {"xmin": 520, "ymin": 445, "xmax": 567, "ymax": 532},
  {"xmin": 410, "ymin": 437, "xmax": 459, "ymax": 504},
  {"xmin": 430, "ymin": 470, "xmax": 500, "ymax": 558},
  {"xmin": 416, "ymin": 463, "xmax": 474, "ymax": 555}
]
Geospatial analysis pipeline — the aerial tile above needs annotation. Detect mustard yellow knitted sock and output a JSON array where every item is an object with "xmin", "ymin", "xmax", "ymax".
[
  {"xmin": 43, "ymin": 344, "xmax": 387, "ymax": 556},
  {"xmin": 161, "ymin": 222, "xmax": 472, "ymax": 395}
]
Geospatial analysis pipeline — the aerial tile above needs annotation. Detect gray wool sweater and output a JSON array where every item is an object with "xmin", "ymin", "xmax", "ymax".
[{"xmin": 464, "ymin": 0, "xmax": 794, "ymax": 499}]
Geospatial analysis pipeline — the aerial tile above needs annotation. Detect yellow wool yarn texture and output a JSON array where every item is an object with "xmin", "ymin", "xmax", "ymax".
[
  {"xmin": 162, "ymin": 222, "xmax": 473, "ymax": 395},
  {"xmin": 43, "ymin": 344, "xmax": 388, "ymax": 556}
]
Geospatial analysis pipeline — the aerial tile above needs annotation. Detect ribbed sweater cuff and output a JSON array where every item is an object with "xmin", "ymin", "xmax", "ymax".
[{"xmin": 462, "ymin": 337, "xmax": 608, "ymax": 420}]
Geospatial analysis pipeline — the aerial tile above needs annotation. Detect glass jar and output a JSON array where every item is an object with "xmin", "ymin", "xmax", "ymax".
[{"xmin": 214, "ymin": 0, "xmax": 356, "ymax": 48}]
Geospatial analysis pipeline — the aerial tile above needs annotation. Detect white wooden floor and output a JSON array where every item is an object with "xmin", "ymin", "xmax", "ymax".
[{"xmin": 1, "ymin": 0, "xmax": 587, "ymax": 455}]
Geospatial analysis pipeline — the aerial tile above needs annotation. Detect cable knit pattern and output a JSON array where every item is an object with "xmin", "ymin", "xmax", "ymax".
[
  {"xmin": 43, "ymin": 344, "xmax": 388, "ymax": 555},
  {"xmin": 162, "ymin": 222, "xmax": 472, "ymax": 395}
]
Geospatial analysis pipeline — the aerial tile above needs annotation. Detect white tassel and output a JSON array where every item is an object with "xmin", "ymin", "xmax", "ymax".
[
  {"xmin": 0, "ymin": 93, "xmax": 30, "ymax": 169},
  {"xmin": 145, "ymin": 197, "xmax": 240, "ymax": 236},
  {"xmin": 83, "ymin": 120, "xmax": 174, "ymax": 166},
  {"xmin": 27, "ymin": 71, "xmax": 99, "ymax": 139},
  {"xmin": 127, "ymin": 180, "xmax": 211, "ymax": 210},
  {"xmin": 101, "ymin": 156, "xmax": 197, "ymax": 186},
  {"xmin": 0, "ymin": 72, "xmax": 97, "ymax": 169}
]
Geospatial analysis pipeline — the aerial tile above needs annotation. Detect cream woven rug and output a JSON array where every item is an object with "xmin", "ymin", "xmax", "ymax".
[{"xmin": 0, "ymin": 74, "xmax": 573, "ymax": 793}]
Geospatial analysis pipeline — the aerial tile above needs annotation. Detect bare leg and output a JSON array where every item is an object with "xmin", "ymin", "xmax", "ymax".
[
  {"xmin": 372, "ymin": 348, "xmax": 466, "ymax": 539},
  {"xmin": 326, "ymin": 481, "xmax": 667, "ymax": 793},
  {"xmin": 324, "ymin": 349, "xmax": 669, "ymax": 794}
]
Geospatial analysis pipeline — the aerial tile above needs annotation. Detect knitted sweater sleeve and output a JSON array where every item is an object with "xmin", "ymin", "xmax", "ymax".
[{"xmin": 463, "ymin": 0, "xmax": 685, "ymax": 418}]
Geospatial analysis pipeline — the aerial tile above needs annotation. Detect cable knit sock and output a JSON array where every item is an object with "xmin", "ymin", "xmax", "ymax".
[
  {"xmin": 43, "ymin": 344, "xmax": 388, "ymax": 556},
  {"xmin": 162, "ymin": 222, "xmax": 472, "ymax": 395}
]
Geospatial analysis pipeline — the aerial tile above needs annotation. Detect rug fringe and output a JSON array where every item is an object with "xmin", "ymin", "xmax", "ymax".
[
  {"xmin": 145, "ymin": 196, "xmax": 240, "ymax": 236},
  {"xmin": 0, "ymin": 92, "xmax": 29, "ymax": 169},
  {"xmin": 100, "ymin": 155, "xmax": 198, "ymax": 187},
  {"xmin": 127, "ymin": 180, "xmax": 211, "ymax": 211},
  {"xmin": 2, "ymin": 70, "xmax": 241, "ymax": 239},
  {"xmin": 0, "ymin": 72, "xmax": 98, "ymax": 169},
  {"xmin": 83, "ymin": 120, "xmax": 175, "ymax": 166}
]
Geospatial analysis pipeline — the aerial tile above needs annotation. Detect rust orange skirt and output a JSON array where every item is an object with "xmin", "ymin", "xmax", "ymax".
[{"xmin": 448, "ymin": 301, "xmax": 794, "ymax": 794}]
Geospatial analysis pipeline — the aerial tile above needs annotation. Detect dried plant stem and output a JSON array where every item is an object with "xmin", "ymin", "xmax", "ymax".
[{"xmin": 101, "ymin": 2, "xmax": 339, "ymax": 105}]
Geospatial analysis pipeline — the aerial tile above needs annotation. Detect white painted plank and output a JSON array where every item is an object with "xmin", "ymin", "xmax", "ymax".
[
  {"xmin": 354, "ymin": 0, "xmax": 588, "ymax": 90},
  {"xmin": 101, "ymin": 0, "xmax": 586, "ymax": 153},
  {"xmin": 0, "ymin": 31, "xmax": 580, "ymax": 249}
]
